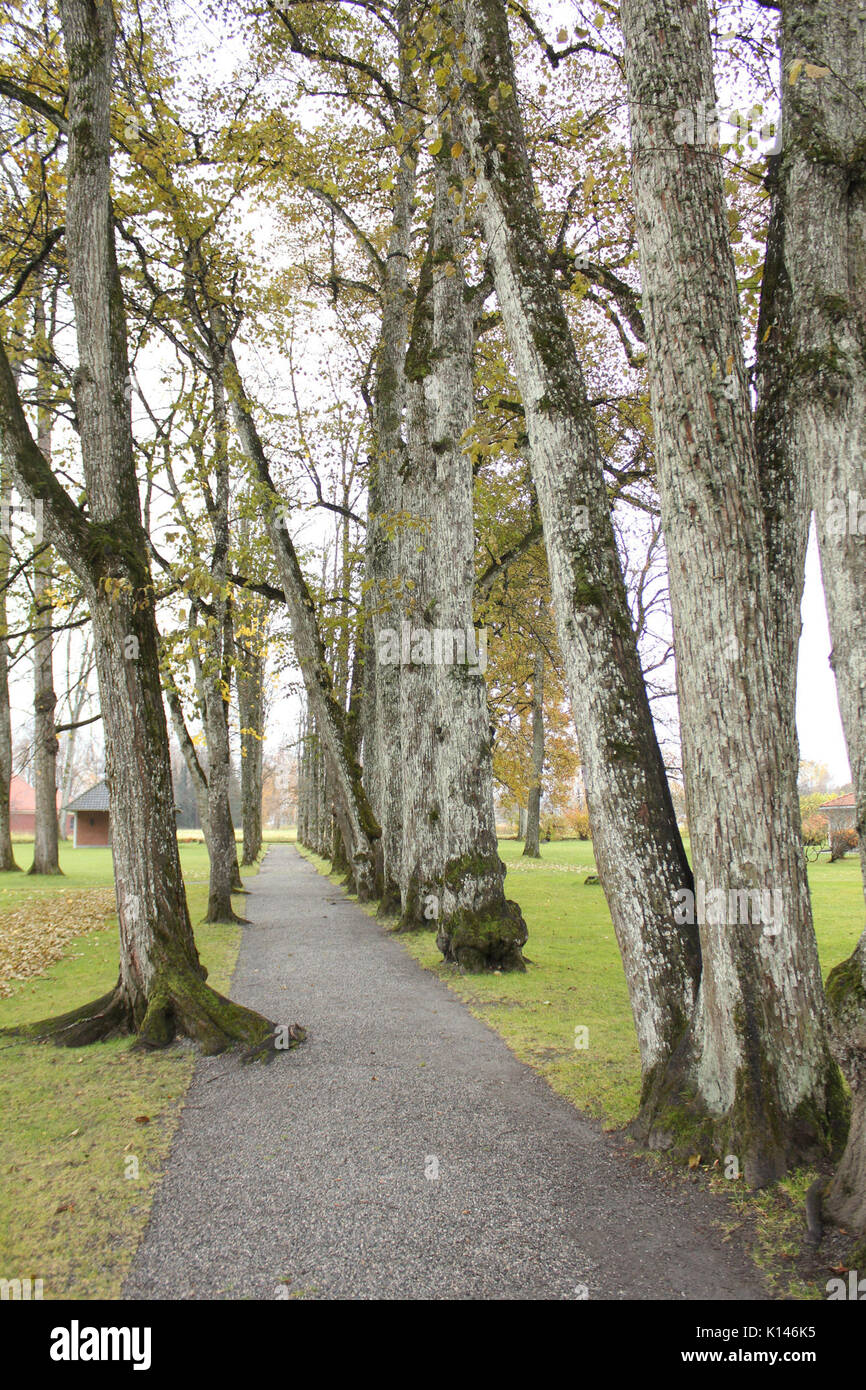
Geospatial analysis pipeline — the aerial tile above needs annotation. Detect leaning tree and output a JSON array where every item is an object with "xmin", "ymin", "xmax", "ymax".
[{"xmin": 0, "ymin": 0, "xmax": 289, "ymax": 1053}]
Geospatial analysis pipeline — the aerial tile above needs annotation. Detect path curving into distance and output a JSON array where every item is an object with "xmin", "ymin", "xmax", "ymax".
[{"xmin": 124, "ymin": 844, "xmax": 767, "ymax": 1302}]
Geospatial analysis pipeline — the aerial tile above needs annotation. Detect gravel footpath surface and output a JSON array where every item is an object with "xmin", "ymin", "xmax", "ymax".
[{"xmin": 124, "ymin": 844, "xmax": 767, "ymax": 1302}]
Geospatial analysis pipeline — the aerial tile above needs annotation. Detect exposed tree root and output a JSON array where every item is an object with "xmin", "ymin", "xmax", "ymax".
[
  {"xmin": 203, "ymin": 896, "xmax": 249, "ymax": 926},
  {"xmin": 2, "ymin": 969, "xmax": 304, "ymax": 1058},
  {"xmin": 436, "ymin": 900, "xmax": 528, "ymax": 973},
  {"xmin": 630, "ymin": 1040, "xmax": 847, "ymax": 1187}
]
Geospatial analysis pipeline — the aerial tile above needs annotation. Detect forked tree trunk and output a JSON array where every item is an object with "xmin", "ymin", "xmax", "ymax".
[
  {"xmin": 457, "ymin": 0, "xmax": 699, "ymax": 1075},
  {"xmin": 619, "ymin": 0, "xmax": 843, "ymax": 1180},
  {"xmin": 0, "ymin": 0, "xmax": 287, "ymax": 1054},
  {"xmin": 523, "ymin": 650, "xmax": 543, "ymax": 860}
]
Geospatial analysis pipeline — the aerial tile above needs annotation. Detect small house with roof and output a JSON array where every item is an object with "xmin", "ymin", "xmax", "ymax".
[
  {"xmin": 66, "ymin": 780, "xmax": 111, "ymax": 847},
  {"xmin": 818, "ymin": 792, "xmax": 857, "ymax": 837}
]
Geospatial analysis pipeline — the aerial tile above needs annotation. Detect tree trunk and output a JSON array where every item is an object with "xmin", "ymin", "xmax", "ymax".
[
  {"xmin": 364, "ymin": 20, "xmax": 418, "ymax": 912},
  {"xmin": 770, "ymin": 0, "xmax": 866, "ymax": 1228},
  {"xmin": 523, "ymin": 650, "xmax": 543, "ymax": 859},
  {"xmin": 30, "ymin": 290, "xmax": 60, "ymax": 876},
  {"xmin": 399, "ymin": 162, "xmax": 527, "ymax": 967},
  {"xmin": 618, "ymin": 0, "xmax": 843, "ymax": 1180},
  {"xmin": 199, "ymin": 374, "xmax": 244, "ymax": 921},
  {"xmin": 0, "ymin": 0, "xmax": 283, "ymax": 1054},
  {"xmin": 0, "ymin": 459, "xmax": 19, "ymax": 871},
  {"xmin": 297, "ymin": 708, "xmax": 310, "ymax": 847},
  {"xmin": 458, "ymin": 0, "xmax": 700, "ymax": 1076},
  {"xmin": 237, "ymin": 627, "xmax": 264, "ymax": 865},
  {"xmin": 29, "ymin": 549, "xmax": 60, "ymax": 874}
]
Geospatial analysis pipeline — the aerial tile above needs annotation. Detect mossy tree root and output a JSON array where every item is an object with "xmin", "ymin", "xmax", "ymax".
[
  {"xmin": 2, "ymin": 969, "xmax": 302, "ymax": 1059},
  {"xmin": 823, "ymin": 940, "xmax": 866, "ymax": 1235},
  {"xmin": 630, "ymin": 1043, "xmax": 848, "ymax": 1188},
  {"xmin": 436, "ymin": 899, "xmax": 528, "ymax": 973}
]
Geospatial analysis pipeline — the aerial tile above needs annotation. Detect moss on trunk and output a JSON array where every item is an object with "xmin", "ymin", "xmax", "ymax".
[{"xmin": 3, "ymin": 959, "xmax": 300, "ymax": 1059}]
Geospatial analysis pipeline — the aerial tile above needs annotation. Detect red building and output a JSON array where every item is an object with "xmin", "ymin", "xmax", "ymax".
[
  {"xmin": 10, "ymin": 774, "xmax": 70, "ymax": 836},
  {"xmin": 66, "ymin": 780, "xmax": 111, "ymax": 847}
]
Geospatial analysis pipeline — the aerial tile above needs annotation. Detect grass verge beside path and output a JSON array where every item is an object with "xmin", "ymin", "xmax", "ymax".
[{"xmin": 0, "ymin": 841, "xmax": 263, "ymax": 1299}]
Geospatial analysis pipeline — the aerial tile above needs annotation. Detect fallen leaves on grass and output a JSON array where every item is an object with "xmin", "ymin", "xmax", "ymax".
[{"xmin": 0, "ymin": 889, "xmax": 116, "ymax": 996}]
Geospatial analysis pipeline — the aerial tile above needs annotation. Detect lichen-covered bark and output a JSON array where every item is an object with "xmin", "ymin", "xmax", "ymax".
[
  {"xmin": 773, "ymin": 0, "xmax": 866, "ymax": 1226},
  {"xmin": 754, "ymin": 160, "xmax": 808, "ymax": 743},
  {"xmin": 399, "ymin": 159, "xmax": 527, "ymax": 967},
  {"xmin": 457, "ymin": 0, "xmax": 699, "ymax": 1067},
  {"xmin": 824, "ymin": 933, "xmax": 866, "ymax": 1232},
  {"xmin": 30, "ymin": 548, "xmax": 60, "ymax": 875},
  {"xmin": 619, "ymin": 0, "xmax": 841, "ymax": 1180},
  {"xmin": 523, "ymin": 649, "xmax": 544, "ymax": 860},
  {"xmin": 363, "ymin": 6, "xmax": 418, "ymax": 910},
  {"xmin": 0, "ymin": 464, "xmax": 18, "ymax": 871},
  {"xmin": 30, "ymin": 280, "xmax": 60, "ymax": 875},
  {"xmin": 197, "ymin": 369, "xmax": 244, "ymax": 923}
]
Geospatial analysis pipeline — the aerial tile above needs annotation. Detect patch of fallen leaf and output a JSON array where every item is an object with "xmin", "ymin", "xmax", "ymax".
[{"xmin": 0, "ymin": 889, "xmax": 116, "ymax": 996}]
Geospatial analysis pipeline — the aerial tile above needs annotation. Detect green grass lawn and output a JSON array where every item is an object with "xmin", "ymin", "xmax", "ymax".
[{"xmin": 0, "ymin": 840, "xmax": 257, "ymax": 1299}]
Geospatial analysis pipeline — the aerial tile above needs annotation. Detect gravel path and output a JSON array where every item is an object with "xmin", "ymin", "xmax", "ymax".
[{"xmin": 124, "ymin": 844, "xmax": 768, "ymax": 1301}]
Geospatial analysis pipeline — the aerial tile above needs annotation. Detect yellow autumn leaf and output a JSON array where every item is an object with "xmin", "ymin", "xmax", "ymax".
[
  {"xmin": 451, "ymin": 141, "xmax": 463, "ymax": 158},
  {"xmin": 789, "ymin": 58, "xmax": 805, "ymax": 84},
  {"xmin": 688, "ymin": 1154, "xmax": 701, "ymax": 1168},
  {"xmin": 557, "ymin": 28, "xmax": 568, "ymax": 43},
  {"xmin": 804, "ymin": 63, "xmax": 830, "ymax": 79},
  {"xmin": 430, "ymin": 137, "xmax": 443, "ymax": 156}
]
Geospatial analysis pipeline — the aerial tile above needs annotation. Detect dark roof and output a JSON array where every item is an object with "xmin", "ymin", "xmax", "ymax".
[
  {"xmin": 819, "ymin": 793, "xmax": 856, "ymax": 810},
  {"xmin": 66, "ymin": 780, "xmax": 110, "ymax": 813}
]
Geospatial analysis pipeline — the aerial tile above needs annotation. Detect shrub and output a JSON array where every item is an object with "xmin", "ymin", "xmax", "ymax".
[
  {"xmin": 830, "ymin": 828, "xmax": 859, "ymax": 861},
  {"xmin": 560, "ymin": 805, "xmax": 591, "ymax": 840},
  {"xmin": 801, "ymin": 815, "xmax": 828, "ymax": 846}
]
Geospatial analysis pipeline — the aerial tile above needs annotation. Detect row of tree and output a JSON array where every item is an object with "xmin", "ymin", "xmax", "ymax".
[{"xmin": 0, "ymin": 0, "xmax": 863, "ymax": 1243}]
